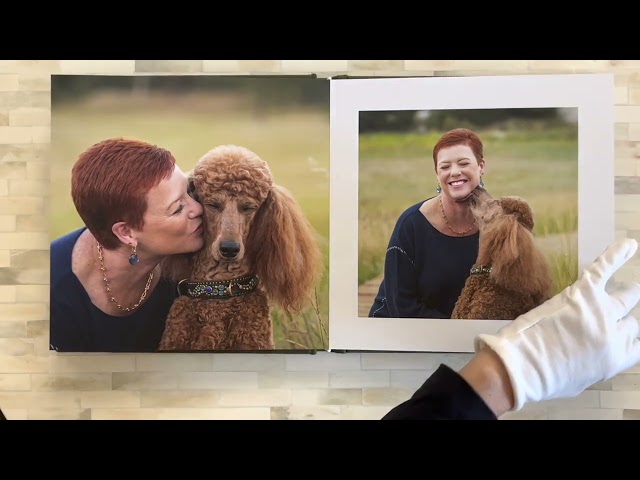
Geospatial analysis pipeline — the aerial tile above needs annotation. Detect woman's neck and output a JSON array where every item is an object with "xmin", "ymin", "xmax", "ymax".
[
  {"xmin": 98, "ymin": 244, "xmax": 159, "ymax": 287},
  {"xmin": 439, "ymin": 194, "xmax": 476, "ymax": 229},
  {"xmin": 80, "ymin": 230, "xmax": 160, "ymax": 314}
]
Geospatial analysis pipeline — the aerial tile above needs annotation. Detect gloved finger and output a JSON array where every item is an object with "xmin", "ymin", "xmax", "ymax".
[
  {"xmin": 628, "ymin": 339, "xmax": 640, "ymax": 370},
  {"xmin": 617, "ymin": 313, "xmax": 640, "ymax": 342},
  {"xmin": 587, "ymin": 238, "xmax": 638, "ymax": 287},
  {"xmin": 609, "ymin": 281, "xmax": 640, "ymax": 317}
]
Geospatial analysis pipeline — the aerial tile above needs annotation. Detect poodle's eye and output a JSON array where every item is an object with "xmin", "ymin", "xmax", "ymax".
[
  {"xmin": 239, "ymin": 204, "xmax": 257, "ymax": 213},
  {"xmin": 187, "ymin": 180, "xmax": 199, "ymax": 201},
  {"xmin": 206, "ymin": 202, "xmax": 223, "ymax": 211}
]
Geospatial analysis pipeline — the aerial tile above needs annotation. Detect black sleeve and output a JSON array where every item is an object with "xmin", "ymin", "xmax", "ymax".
[
  {"xmin": 382, "ymin": 219, "xmax": 447, "ymax": 319},
  {"xmin": 381, "ymin": 364, "xmax": 498, "ymax": 420}
]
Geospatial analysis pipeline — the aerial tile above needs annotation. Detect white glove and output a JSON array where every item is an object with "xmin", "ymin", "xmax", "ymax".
[{"xmin": 475, "ymin": 238, "xmax": 640, "ymax": 411}]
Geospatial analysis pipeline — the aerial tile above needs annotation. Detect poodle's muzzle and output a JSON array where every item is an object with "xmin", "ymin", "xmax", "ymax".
[
  {"xmin": 220, "ymin": 240, "xmax": 241, "ymax": 259},
  {"xmin": 469, "ymin": 186, "xmax": 492, "ymax": 206}
]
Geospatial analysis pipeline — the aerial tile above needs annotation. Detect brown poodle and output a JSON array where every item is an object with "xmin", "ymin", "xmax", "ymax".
[
  {"xmin": 158, "ymin": 145, "xmax": 322, "ymax": 351},
  {"xmin": 451, "ymin": 187, "xmax": 552, "ymax": 321}
]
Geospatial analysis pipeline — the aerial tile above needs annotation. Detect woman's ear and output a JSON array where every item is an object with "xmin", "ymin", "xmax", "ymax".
[{"xmin": 111, "ymin": 222, "xmax": 135, "ymax": 247}]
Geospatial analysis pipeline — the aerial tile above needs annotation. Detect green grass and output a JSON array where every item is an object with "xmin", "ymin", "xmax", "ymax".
[
  {"xmin": 548, "ymin": 236, "xmax": 578, "ymax": 297},
  {"xmin": 51, "ymin": 96, "xmax": 330, "ymax": 350},
  {"xmin": 358, "ymin": 126, "xmax": 579, "ymax": 297}
]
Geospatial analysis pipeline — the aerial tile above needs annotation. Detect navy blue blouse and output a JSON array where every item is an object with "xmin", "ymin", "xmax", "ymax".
[
  {"xmin": 49, "ymin": 228, "xmax": 177, "ymax": 352},
  {"xmin": 369, "ymin": 200, "xmax": 479, "ymax": 319}
]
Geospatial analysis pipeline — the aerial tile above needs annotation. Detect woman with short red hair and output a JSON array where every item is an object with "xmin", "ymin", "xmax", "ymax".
[
  {"xmin": 368, "ymin": 128, "xmax": 486, "ymax": 319},
  {"xmin": 50, "ymin": 138, "xmax": 204, "ymax": 352}
]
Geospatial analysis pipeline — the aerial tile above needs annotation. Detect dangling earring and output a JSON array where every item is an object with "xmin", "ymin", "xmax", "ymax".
[
  {"xmin": 436, "ymin": 184, "xmax": 442, "ymax": 194},
  {"xmin": 480, "ymin": 178, "xmax": 485, "ymax": 188},
  {"xmin": 128, "ymin": 244, "xmax": 139, "ymax": 265}
]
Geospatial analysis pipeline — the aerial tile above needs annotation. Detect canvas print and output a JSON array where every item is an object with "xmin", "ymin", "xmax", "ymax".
[
  {"xmin": 49, "ymin": 75, "xmax": 329, "ymax": 353},
  {"xmin": 329, "ymin": 74, "xmax": 614, "ymax": 352}
]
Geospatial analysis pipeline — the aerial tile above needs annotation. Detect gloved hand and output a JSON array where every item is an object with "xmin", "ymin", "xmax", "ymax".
[{"xmin": 475, "ymin": 238, "xmax": 640, "ymax": 411}]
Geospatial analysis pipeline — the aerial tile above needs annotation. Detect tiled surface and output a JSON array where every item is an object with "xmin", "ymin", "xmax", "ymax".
[
  {"xmin": 1, "ymin": 60, "xmax": 639, "ymax": 420},
  {"xmin": 134, "ymin": 60, "xmax": 203, "ymax": 73}
]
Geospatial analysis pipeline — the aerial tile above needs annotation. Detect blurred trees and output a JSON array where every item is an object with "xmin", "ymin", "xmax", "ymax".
[
  {"xmin": 359, "ymin": 108, "xmax": 568, "ymax": 134},
  {"xmin": 51, "ymin": 75, "xmax": 329, "ymax": 109},
  {"xmin": 51, "ymin": 75, "xmax": 571, "ymax": 132}
]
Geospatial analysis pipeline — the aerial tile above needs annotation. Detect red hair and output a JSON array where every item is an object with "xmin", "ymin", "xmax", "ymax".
[
  {"xmin": 432, "ymin": 128, "xmax": 484, "ymax": 169},
  {"xmin": 71, "ymin": 138, "xmax": 176, "ymax": 249}
]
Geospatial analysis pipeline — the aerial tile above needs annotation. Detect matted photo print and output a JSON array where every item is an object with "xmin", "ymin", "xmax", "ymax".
[{"xmin": 329, "ymin": 73, "xmax": 615, "ymax": 352}]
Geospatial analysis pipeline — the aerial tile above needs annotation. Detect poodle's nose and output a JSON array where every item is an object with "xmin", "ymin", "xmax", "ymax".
[{"xmin": 220, "ymin": 241, "xmax": 241, "ymax": 258}]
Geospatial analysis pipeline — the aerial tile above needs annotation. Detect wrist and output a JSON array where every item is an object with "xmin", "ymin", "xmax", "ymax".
[{"xmin": 459, "ymin": 346, "xmax": 515, "ymax": 417}]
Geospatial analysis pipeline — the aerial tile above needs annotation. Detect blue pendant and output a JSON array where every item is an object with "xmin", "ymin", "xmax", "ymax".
[{"xmin": 129, "ymin": 253, "xmax": 139, "ymax": 265}]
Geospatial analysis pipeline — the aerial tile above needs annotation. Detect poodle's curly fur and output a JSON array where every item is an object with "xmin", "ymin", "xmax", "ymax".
[
  {"xmin": 451, "ymin": 188, "xmax": 552, "ymax": 320},
  {"xmin": 158, "ymin": 145, "xmax": 323, "ymax": 351}
]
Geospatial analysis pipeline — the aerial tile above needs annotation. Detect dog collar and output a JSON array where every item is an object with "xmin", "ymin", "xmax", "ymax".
[
  {"xmin": 470, "ymin": 264, "xmax": 492, "ymax": 276},
  {"xmin": 177, "ymin": 275, "xmax": 259, "ymax": 299}
]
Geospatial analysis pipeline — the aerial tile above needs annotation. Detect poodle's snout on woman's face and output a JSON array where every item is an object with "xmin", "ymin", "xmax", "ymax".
[
  {"xmin": 468, "ymin": 186, "xmax": 493, "ymax": 215},
  {"xmin": 469, "ymin": 187, "xmax": 500, "ymax": 225},
  {"xmin": 469, "ymin": 186, "xmax": 492, "ymax": 204}
]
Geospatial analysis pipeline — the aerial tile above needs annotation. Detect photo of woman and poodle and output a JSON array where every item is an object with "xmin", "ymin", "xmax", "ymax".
[
  {"xmin": 359, "ymin": 108, "xmax": 579, "ymax": 321},
  {"xmin": 49, "ymin": 75, "xmax": 330, "ymax": 353}
]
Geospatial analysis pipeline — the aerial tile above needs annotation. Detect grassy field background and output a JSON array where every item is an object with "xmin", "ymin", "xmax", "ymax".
[
  {"xmin": 358, "ymin": 121, "xmax": 579, "ymax": 315},
  {"xmin": 50, "ymin": 87, "xmax": 330, "ymax": 351}
]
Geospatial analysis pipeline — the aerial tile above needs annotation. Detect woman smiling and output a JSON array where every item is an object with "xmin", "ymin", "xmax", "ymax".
[{"xmin": 368, "ymin": 128, "xmax": 486, "ymax": 319}]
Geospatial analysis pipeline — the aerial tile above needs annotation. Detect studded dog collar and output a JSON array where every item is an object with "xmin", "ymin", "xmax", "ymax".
[
  {"xmin": 177, "ymin": 275, "xmax": 259, "ymax": 299},
  {"xmin": 470, "ymin": 265, "xmax": 492, "ymax": 276}
]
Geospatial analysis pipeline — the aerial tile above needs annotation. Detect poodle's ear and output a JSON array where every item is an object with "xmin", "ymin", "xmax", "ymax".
[
  {"xmin": 485, "ymin": 217, "xmax": 552, "ymax": 299},
  {"xmin": 245, "ymin": 184, "xmax": 323, "ymax": 314},
  {"xmin": 160, "ymin": 253, "xmax": 195, "ymax": 283}
]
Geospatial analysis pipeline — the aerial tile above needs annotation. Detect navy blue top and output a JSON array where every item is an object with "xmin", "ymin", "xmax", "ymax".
[
  {"xmin": 368, "ymin": 200, "xmax": 479, "ymax": 319},
  {"xmin": 49, "ymin": 228, "xmax": 178, "ymax": 353}
]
